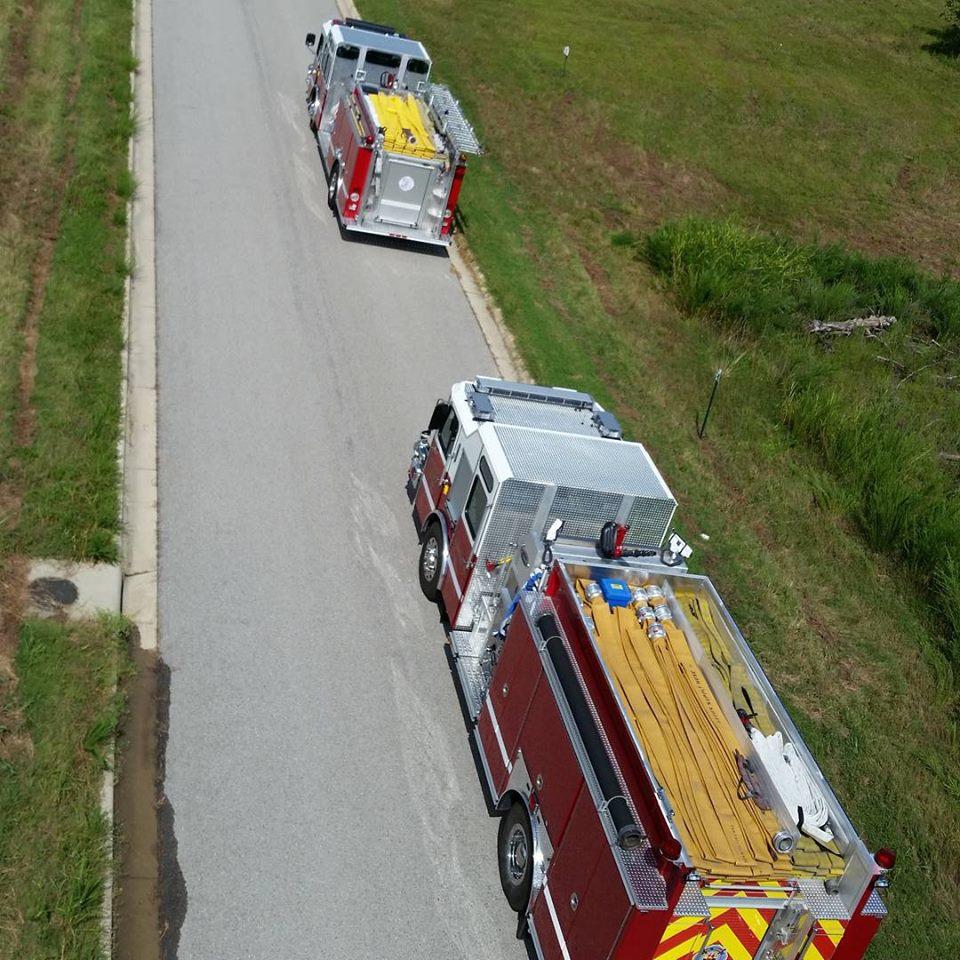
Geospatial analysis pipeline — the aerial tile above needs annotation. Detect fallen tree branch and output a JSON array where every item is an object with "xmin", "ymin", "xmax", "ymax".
[
  {"xmin": 940, "ymin": 451, "xmax": 960, "ymax": 463},
  {"xmin": 808, "ymin": 315, "xmax": 896, "ymax": 336},
  {"xmin": 875, "ymin": 354, "xmax": 906, "ymax": 372}
]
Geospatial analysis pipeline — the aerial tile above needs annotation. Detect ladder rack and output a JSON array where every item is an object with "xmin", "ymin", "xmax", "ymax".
[{"xmin": 426, "ymin": 83, "xmax": 484, "ymax": 156}]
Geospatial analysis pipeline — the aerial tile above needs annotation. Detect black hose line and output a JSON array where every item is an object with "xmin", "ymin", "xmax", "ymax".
[{"xmin": 535, "ymin": 613, "xmax": 645, "ymax": 850}]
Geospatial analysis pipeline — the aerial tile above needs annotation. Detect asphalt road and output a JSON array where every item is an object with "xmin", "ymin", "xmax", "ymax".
[{"xmin": 154, "ymin": 2, "xmax": 521, "ymax": 957}]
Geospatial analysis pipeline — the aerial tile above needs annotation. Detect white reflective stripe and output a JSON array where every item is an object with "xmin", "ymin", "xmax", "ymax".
[
  {"xmin": 542, "ymin": 884, "xmax": 572, "ymax": 960},
  {"xmin": 484, "ymin": 693, "xmax": 512, "ymax": 773},
  {"xmin": 447, "ymin": 561, "xmax": 463, "ymax": 599},
  {"xmin": 422, "ymin": 477, "xmax": 435, "ymax": 511}
]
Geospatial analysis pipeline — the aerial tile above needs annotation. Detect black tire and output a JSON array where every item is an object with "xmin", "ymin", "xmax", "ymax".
[
  {"xmin": 498, "ymin": 802, "xmax": 533, "ymax": 913},
  {"xmin": 418, "ymin": 520, "xmax": 443, "ymax": 602},
  {"xmin": 327, "ymin": 161, "xmax": 340, "ymax": 213}
]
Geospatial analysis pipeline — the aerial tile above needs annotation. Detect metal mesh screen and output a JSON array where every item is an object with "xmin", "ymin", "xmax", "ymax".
[
  {"xmin": 547, "ymin": 487, "xmax": 624, "ymax": 543},
  {"xmin": 623, "ymin": 496, "xmax": 677, "ymax": 548}
]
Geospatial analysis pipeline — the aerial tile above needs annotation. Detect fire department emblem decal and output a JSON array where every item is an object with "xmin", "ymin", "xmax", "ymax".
[
  {"xmin": 397, "ymin": 175, "xmax": 416, "ymax": 192},
  {"xmin": 698, "ymin": 947, "xmax": 728, "ymax": 960}
]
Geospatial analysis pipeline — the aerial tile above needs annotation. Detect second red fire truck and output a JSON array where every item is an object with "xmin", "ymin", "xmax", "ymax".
[
  {"xmin": 303, "ymin": 18, "xmax": 482, "ymax": 245},
  {"xmin": 407, "ymin": 377, "xmax": 891, "ymax": 960}
]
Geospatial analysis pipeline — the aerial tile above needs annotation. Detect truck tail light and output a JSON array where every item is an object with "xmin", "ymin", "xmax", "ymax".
[
  {"xmin": 659, "ymin": 837, "xmax": 683, "ymax": 861},
  {"xmin": 440, "ymin": 161, "xmax": 467, "ymax": 237},
  {"xmin": 874, "ymin": 848, "xmax": 896, "ymax": 870}
]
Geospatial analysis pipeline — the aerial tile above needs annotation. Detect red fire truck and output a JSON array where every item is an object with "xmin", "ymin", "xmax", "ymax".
[
  {"xmin": 303, "ymin": 18, "xmax": 482, "ymax": 245},
  {"xmin": 407, "ymin": 378, "xmax": 891, "ymax": 960}
]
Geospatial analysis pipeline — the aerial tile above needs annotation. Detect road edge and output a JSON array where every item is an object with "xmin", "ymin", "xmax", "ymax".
[
  {"xmin": 332, "ymin": 0, "xmax": 528, "ymax": 382},
  {"xmin": 121, "ymin": 0, "xmax": 158, "ymax": 653},
  {"xmin": 105, "ymin": 0, "xmax": 159, "ymax": 952}
]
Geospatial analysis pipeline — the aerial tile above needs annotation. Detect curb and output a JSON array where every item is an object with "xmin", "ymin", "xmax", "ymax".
[
  {"xmin": 121, "ymin": 0, "xmax": 158, "ymax": 655},
  {"xmin": 331, "ymin": 0, "xmax": 526, "ymax": 382},
  {"xmin": 102, "ymin": 0, "xmax": 158, "ymax": 952}
]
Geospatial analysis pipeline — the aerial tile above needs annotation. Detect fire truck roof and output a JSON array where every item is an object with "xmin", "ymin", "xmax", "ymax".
[
  {"xmin": 490, "ymin": 423, "xmax": 676, "ymax": 507},
  {"xmin": 329, "ymin": 21, "xmax": 430, "ymax": 63}
]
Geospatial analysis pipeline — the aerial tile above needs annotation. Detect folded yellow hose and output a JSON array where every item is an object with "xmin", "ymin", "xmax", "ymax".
[
  {"xmin": 366, "ymin": 92, "xmax": 440, "ymax": 159},
  {"xmin": 579, "ymin": 581, "xmax": 844, "ymax": 879},
  {"xmin": 676, "ymin": 588, "xmax": 776, "ymax": 736}
]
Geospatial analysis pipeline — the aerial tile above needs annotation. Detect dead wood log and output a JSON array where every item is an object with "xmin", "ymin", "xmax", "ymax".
[{"xmin": 808, "ymin": 315, "xmax": 896, "ymax": 336}]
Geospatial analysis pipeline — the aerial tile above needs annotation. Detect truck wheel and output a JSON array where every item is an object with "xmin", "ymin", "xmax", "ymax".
[
  {"xmin": 327, "ymin": 162, "xmax": 340, "ymax": 213},
  {"xmin": 418, "ymin": 521, "xmax": 443, "ymax": 602},
  {"xmin": 498, "ymin": 802, "xmax": 534, "ymax": 913}
]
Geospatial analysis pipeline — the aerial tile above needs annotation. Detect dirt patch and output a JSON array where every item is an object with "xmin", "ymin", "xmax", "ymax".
[
  {"xmin": 574, "ymin": 241, "xmax": 620, "ymax": 318},
  {"xmin": 0, "ymin": 555, "xmax": 29, "ymax": 762},
  {"xmin": 0, "ymin": 1, "xmax": 40, "ymax": 229},
  {"xmin": 809, "ymin": 172, "xmax": 960, "ymax": 279},
  {"xmin": 477, "ymin": 85, "xmax": 731, "ymax": 233},
  {"xmin": 113, "ymin": 640, "xmax": 164, "ymax": 960}
]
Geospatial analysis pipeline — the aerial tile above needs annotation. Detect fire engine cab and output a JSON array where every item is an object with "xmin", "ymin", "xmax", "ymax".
[
  {"xmin": 303, "ymin": 18, "xmax": 482, "ymax": 245},
  {"xmin": 407, "ymin": 378, "xmax": 890, "ymax": 960}
]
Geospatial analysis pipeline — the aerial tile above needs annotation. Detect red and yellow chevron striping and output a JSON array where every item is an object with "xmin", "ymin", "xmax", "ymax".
[{"xmin": 654, "ymin": 892, "xmax": 847, "ymax": 960}]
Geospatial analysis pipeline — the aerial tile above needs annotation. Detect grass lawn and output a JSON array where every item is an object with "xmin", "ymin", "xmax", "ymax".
[
  {"xmin": 362, "ymin": 1, "xmax": 960, "ymax": 956},
  {"xmin": 0, "ymin": 0, "xmax": 134, "ymax": 957},
  {"xmin": 0, "ymin": 617, "xmax": 129, "ymax": 960},
  {"xmin": 0, "ymin": 0, "xmax": 134, "ymax": 563}
]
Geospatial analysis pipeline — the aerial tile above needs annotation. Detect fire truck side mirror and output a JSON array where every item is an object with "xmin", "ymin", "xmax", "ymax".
[
  {"xmin": 427, "ymin": 400, "xmax": 450, "ymax": 433},
  {"xmin": 305, "ymin": 32, "xmax": 316, "ymax": 49}
]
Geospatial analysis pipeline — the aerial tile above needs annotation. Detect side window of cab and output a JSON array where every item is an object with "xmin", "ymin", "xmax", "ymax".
[
  {"xmin": 319, "ymin": 43, "xmax": 332, "ymax": 81},
  {"xmin": 438, "ymin": 409, "xmax": 459, "ymax": 458}
]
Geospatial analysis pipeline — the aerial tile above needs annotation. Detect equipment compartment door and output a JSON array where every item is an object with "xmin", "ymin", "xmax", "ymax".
[
  {"xmin": 477, "ymin": 610, "xmax": 543, "ymax": 794},
  {"xmin": 376, "ymin": 157, "xmax": 433, "ymax": 227}
]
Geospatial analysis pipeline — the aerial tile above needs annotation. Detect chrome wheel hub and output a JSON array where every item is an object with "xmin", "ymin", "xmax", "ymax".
[
  {"xmin": 421, "ymin": 537, "xmax": 440, "ymax": 582},
  {"xmin": 506, "ymin": 824, "xmax": 528, "ymax": 884}
]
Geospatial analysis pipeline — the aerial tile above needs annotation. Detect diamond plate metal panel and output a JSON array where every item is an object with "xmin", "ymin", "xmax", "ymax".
[
  {"xmin": 453, "ymin": 653, "xmax": 489, "ymax": 721},
  {"xmin": 860, "ymin": 888, "xmax": 888, "ymax": 918},
  {"xmin": 486, "ymin": 395, "xmax": 600, "ymax": 435},
  {"xmin": 675, "ymin": 881, "xmax": 710, "ymax": 916},
  {"xmin": 792, "ymin": 880, "xmax": 854, "ymax": 920},
  {"xmin": 495, "ymin": 424, "xmax": 674, "ymax": 503}
]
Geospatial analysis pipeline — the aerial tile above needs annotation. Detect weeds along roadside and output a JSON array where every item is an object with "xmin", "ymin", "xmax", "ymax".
[
  {"xmin": 0, "ymin": 0, "xmax": 135, "ymax": 957},
  {"xmin": 642, "ymin": 218, "xmax": 960, "ymax": 666}
]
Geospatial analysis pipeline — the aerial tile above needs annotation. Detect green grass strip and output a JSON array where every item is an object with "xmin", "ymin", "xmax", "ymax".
[
  {"xmin": 0, "ymin": 616, "xmax": 130, "ymax": 960},
  {"xmin": 14, "ymin": 0, "xmax": 134, "ymax": 562}
]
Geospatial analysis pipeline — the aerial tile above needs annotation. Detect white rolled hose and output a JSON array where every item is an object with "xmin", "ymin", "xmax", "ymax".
[{"xmin": 749, "ymin": 729, "xmax": 834, "ymax": 846}]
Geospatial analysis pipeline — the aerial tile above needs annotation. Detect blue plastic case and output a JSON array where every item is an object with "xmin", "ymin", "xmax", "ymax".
[{"xmin": 599, "ymin": 578, "xmax": 631, "ymax": 608}]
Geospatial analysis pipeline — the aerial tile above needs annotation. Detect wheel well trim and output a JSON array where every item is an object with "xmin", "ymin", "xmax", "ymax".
[
  {"xmin": 502, "ymin": 750, "xmax": 551, "ymax": 913},
  {"xmin": 421, "ymin": 510, "xmax": 451, "ymax": 584}
]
